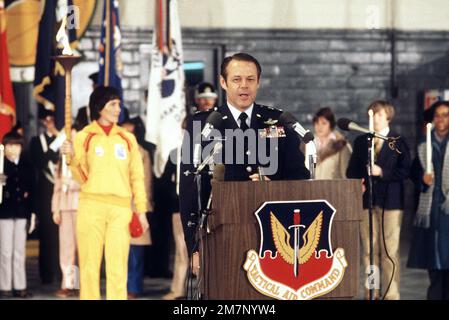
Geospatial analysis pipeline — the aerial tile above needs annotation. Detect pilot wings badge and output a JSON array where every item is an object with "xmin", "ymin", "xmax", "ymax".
[{"xmin": 243, "ymin": 200, "xmax": 347, "ymax": 300}]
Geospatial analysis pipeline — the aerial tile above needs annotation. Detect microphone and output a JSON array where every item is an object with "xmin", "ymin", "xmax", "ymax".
[
  {"xmin": 193, "ymin": 111, "xmax": 223, "ymax": 167},
  {"xmin": 193, "ymin": 144, "xmax": 201, "ymax": 168},
  {"xmin": 201, "ymin": 111, "xmax": 223, "ymax": 140},
  {"xmin": 279, "ymin": 112, "xmax": 314, "ymax": 144},
  {"xmin": 337, "ymin": 118, "xmax": 390, "ymax": 141},
  {"xmin": 195, "ymin": 142, "xmax": 223, "ymax": 174}
]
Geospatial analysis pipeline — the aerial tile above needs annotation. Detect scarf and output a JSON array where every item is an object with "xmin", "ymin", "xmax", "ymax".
[{"xmin": 415, "ymin": 139, "xmax": 449, "ymax": 228}]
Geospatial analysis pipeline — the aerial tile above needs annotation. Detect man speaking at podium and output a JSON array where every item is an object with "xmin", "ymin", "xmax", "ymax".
[{"xmin": 179, "ymin": 53, "xmax": 310, "ymax": 276}]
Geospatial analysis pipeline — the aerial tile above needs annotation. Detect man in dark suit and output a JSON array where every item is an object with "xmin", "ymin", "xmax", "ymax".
[
  {"xmin": 346, "ymin": 100, "xmax": 411, "ymax": 300},
  {"xmin": 29, "ymin": 108, "xmax": 61, "ymax": 284},
  {"xmin": 179, "ymin": 53, "xmax": 310, "ymax": 275}
]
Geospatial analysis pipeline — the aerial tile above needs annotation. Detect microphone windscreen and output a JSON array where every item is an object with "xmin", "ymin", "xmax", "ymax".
[
  {"xmin": 337, "ymin": 118, "xmax": 351, "ymax": 131},
  {"xmin": 205, "ymin": 111, "xmax": 223, "ymax": 128},
  {"xmin": 278, "ymin": 111, "xmax": 297, "ymax": 126},
  {"xmin": 303, "ymin": 131, "xmax": 315, "ymax": 144}
]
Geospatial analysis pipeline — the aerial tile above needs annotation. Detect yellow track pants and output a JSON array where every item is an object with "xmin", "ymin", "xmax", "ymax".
[{"xmin": 76, "ymin": 197, "xmax": 132, "ymax": 300}]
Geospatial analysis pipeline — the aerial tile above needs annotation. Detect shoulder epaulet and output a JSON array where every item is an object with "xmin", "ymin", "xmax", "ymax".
[
  {"xmin": 259, "ymin": 105, "xmax": 283, "ymax": 113},
  {"xmin": 192, "ymin": 107, "xmax": 218, "ymax": 119},
  {"xmin": 257, "ymin": 105, "xmax": 283, "ymax": 124},
  {"xmin": 258, "ymin": 105, "xmax": 283, "ymax": 121}
]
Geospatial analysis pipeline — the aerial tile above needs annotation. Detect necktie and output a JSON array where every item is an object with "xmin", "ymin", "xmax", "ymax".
[
  {"xmin": 238, "ymin": 112, "xmax": 251, "ymax": 167},
  {"xmin": 238, "ymin": 112, "xmax": 249, "ymax": 131}
]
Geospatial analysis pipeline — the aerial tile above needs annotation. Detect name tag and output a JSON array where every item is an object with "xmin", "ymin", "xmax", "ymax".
[
  {"xmin": 95, "ymin": 146, "xmax": 105, "ymax": 157},
  {"xmin": 115, "ymin": 144, "xmax": 127, "ymax": 160},
  {"xmin": 259, "ymin": 125, "xmax": 286, "ymax": 139}
]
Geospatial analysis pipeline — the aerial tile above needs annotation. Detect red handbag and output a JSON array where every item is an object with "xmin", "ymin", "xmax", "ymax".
[{"xmin": 129, "ymin": 212, "xmax": 143, "ymax": 238}]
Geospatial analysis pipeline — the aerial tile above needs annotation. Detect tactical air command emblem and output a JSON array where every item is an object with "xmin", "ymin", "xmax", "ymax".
[{"xmin": 243, "ymin": 200, "xmax": 347, "ymax": 300}]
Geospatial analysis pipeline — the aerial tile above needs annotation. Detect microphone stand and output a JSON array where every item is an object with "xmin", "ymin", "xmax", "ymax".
[
  {"xmin": 306, "ymin": 141, "xmax": 317, "ymax": 180},
  {"xmin": 366, "ymin": 133, "xmax": 375, "ymax": 301},
  {"xmin": 194, "ymin": 171, "xmax": 206, "ymax": 300},
  {"xmin": 184, "ymin": 141, "xmax": 222, "ymax": 300},
  {"xmin": 184, "ymin": 166, "xmax": 212, "ymax": 300},
  {"xmin": 364, "ymin": 132, "xmax": 400, "ymax": 301}
]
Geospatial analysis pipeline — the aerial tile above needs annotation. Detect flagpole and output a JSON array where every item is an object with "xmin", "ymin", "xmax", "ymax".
[
  {"xmin": 157, "ymin": 0, "xmax": 164, "ymax": 50},
  {"xmin": 105, "ymin": 0, "xmax": 111, "ymax": 86},
  {"xmin": 166, "ymin": 0, "xmax": 171, "ymax": 51}
]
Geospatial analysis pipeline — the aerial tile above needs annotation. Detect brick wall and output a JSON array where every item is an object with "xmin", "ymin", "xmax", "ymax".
[
  {"xmin": 79, "ymin": 27, "xmax": 449, "ymax": 155},
  {"xmin": 78, "ymin": 26, "xmax": 449, "ymax": 238}
]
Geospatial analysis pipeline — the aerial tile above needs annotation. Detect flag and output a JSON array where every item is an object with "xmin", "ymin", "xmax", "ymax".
[
  {"xmin": 98, "ymin": 0, "xmax": 124, "ymax": 122},
  {"xmin": 0, "ymin": 0, "xmax": 16, "ymax": 141},
  {"xmin": 33, "ymin": 0, "xmax": 77, "ymax": 130},
  {"xmin": 146, "ymin": 0, "xmax": 186, "ymax": 177}
]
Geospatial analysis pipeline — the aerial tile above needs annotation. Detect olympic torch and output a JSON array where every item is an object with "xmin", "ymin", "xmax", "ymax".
[{"xmin": 52, "ymin": 16, "xmax": 81, "ymax": 192}]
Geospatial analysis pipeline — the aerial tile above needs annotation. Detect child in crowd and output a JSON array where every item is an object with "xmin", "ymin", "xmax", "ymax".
[
  {"xmin": 347, "ymin": 100, "xmax": 411, "ymax": 300},
  {"xmin": 51, "ymin": 128, "xmax": 81, "ymax": 298},
  {"xmin": 0, "ymin": 131, "xmax": 34, "ymax": 298}
]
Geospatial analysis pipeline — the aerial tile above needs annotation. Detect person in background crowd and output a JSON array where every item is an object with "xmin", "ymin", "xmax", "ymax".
[
  {"xmin": 146, "ymin": 92, "xmax": 176, "ymax": 279},
  {"xmin": 182, "ymin": 82, "xmax": 218, "ymax": 129},
  {"xmin": 162, "ymin": 148, "xmax": 188, "ymax": 300},
  {"xmin": 51, "ymin": 127, "xmax": 81, "ymax": 298},
  {"xmin": 312, "ymin": 107, "xmax": 352, "ymax": 179},
  {"xmin": 134, "ymin": 92, "xmax": 156, "ymax": 163},
  {"xmin": 347, "ymin": 100, "xmax": 411, "ymax": 300},
  {"xmin": 160, "ymin": 82, "xmax": 219, "ymax": 300},
  {"xmin": 121, "ymin": 115, "xmax": 153, "ymax": 299},
  {"xmin": 73, "ymin": 72, "xmax": 99, "ymax": 130},
  {"xmin": 60, "ymin": 86, "xmax": 149, "ymax": 300},
  {"xmin": 408, "ymin": 101, "xmax": 449, "ymax": 300},
  {"xmin": 29, "ymin": 109, "xmax": 61, "ymax": 285},
  {"xmin": 0, "ymin": 131, "xmax": 34, "ymax": 298},
  {"xmin": 194, "ymin": 82, "xmax": 218, "ymax": 112}
]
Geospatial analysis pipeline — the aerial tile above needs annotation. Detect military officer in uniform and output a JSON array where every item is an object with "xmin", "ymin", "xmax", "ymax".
[
  {"xmin": 193, "ymin": 82, "xmax": 218, "ymax": 112},
  {"xmin": 179, "ymin": 52, "xmax": 310, "ymax": 275}
]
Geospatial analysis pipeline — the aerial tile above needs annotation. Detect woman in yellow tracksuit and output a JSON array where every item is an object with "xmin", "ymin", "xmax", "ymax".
[{"xmin": 61, "ymin": 86, "xmax": 148, "ymax": 300}]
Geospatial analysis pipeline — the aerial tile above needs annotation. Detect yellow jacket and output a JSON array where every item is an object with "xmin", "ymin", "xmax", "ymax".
[{"xmin": 69, "ymin": 121, "xmax": 147, "ymax": 214}]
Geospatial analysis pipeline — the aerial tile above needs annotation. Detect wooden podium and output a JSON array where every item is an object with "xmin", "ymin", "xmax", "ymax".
[{"xmin": 200, "ymin": 179, "xmax": 362, "ymax": 300}]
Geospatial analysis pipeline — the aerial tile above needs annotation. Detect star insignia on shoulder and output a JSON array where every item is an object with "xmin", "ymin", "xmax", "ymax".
[{"xmin": 261, "ymin": 105, "xmax": 283, "ymax": 112}]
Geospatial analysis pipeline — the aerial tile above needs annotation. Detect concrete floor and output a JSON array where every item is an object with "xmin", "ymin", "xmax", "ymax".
[
  {"xmin": 0, "ymin": 239, "xmax": 431, "ymax": 300},
  {"xmin": 357, "ymin": 244, "xmax": 429, "ymax": 300}
]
